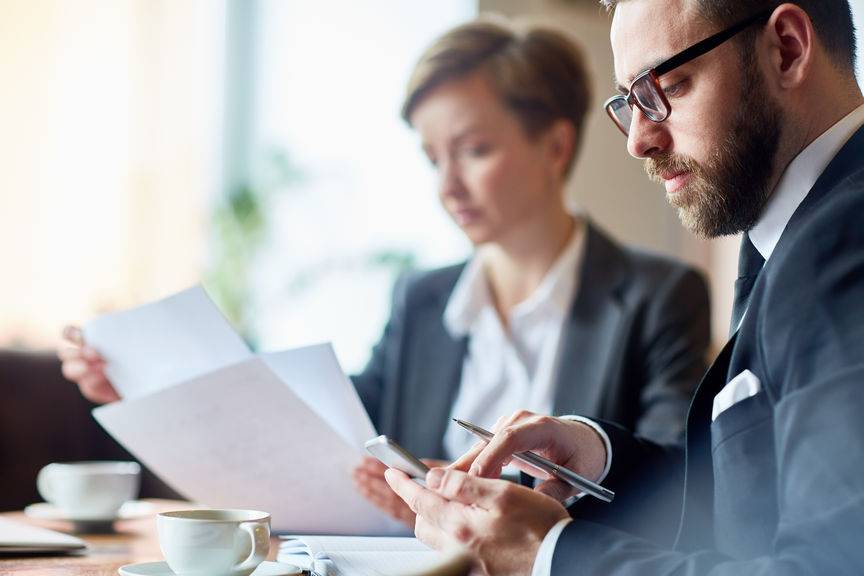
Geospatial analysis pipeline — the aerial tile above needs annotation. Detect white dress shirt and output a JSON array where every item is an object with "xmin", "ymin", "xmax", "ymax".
[
  {"xmin": 442, "ymin": 217, "xmax": 586, "ymax": 461},
  {"xmin": 749, "ymin": 103, "xmax": 864, "ymax": 260},
  {"xmin": 532, "ymin": 103, "xmax": 864, "ymax": 576}
]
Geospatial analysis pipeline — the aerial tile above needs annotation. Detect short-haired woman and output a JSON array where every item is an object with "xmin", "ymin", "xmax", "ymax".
[{"xmin": 60, "ymin": 16, "xmax": 710, "ymax": 533}]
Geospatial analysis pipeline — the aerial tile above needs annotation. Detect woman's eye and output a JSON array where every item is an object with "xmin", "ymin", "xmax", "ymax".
[{"xmin": 461, "ymin": 144, "xmax": 491, "ymax": 158}]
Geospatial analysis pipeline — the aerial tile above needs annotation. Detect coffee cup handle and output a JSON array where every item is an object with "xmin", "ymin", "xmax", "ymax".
[
  {"xmin": 36, "ymin": 465, "xmax": 56, "ymax": 503},
  {"xmin": 234, "ymin": 521, "xmax": 270, "ymax": 573}
]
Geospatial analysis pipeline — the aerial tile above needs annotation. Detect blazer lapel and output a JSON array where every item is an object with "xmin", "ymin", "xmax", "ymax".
[
  {"xmin": 399, "ymin": 283, "xmax": 468, "ymax": 459},
  {"xmin": 552, "ymin": 222, "xmax": 628, "ymax": 417},
  {"xmin": 674, "ymin": 333, "xmax": 737, "ymax": 550}
]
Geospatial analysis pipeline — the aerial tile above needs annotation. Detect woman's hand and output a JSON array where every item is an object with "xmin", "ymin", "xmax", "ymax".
[
  {"xmin": 352, "ymin": 456, "xmax": 449, "ymax": 528},
  {"xmin": 57, "ymin": 325, "xmax": 120, "ymax": 404}
]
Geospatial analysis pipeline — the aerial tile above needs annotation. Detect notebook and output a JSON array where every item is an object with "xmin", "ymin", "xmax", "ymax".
[
  {"xmin": 278, "ymin": 536, "xmax": 442, "ymax": 576},
  {"xmin": 0, "ymin": 517, "xmax": 87, "ymax": 554}
]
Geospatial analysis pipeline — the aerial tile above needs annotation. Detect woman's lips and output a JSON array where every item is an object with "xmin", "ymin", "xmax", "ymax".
[{"xmin": 451, "ymin": 207, "xmax": 482, "ymax": 225}]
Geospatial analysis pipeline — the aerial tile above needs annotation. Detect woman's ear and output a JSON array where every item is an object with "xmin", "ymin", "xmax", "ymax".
[{"xmin": 545, "ymin": 119, "xmax": 577, "ymax": 179}]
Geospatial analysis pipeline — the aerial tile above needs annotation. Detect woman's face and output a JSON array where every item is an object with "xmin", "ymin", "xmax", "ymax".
[{"xmin": 410, "ymin": 70, "xmax": 569, "ymax": 246}]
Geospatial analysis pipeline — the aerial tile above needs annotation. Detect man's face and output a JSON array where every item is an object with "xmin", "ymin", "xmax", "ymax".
[{"xmin": 611, "ymin": 0, "xmax": 781, "ymax": 237}]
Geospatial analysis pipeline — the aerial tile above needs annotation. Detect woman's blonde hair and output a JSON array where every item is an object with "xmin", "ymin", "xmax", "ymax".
[{"xmin": 402, "ymin": 16, "xmax": 592, "ymax": 175}]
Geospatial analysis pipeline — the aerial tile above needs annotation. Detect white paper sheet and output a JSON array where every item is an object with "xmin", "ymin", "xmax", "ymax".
[
  {"xmin": 93, "ymin": 359, "xmax": 405, "ymax": 535},
  {"xmin": 262, "ymin": 345, "xmax": 376, "ymax": 448},
  {"xmin": 83, "ymin": 286, "xmax": 251, "ymax": 399},
  {"xmin": 0, "ymin": 517, "xmax": 86, "ymax": 553}
]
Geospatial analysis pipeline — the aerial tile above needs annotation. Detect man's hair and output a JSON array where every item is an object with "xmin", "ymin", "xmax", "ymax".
[
  {"xmin": 600, "ymin": 0, "xmax": 857, "ymax": 73},
  {"xmin": 401, "ymin": 16, "xmax": 592, "ymax": 175}
]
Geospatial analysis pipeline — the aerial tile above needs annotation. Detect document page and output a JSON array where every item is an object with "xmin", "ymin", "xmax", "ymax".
[
  {"xmin": 94, "ymin": 359, "xmax": 405, "ymax": 535},
  {"xmin": 262, "ymin": 345, "xmax": 376, "ymax": 448},
  {"xmin": 83, "ymin": 286, "xmax": 251, "ymax": 399}
]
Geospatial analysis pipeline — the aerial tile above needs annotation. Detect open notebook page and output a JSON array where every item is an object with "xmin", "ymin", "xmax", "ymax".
[{"xmin": 278, "ymin": 536, "xmax": 440, "ymax": 576}]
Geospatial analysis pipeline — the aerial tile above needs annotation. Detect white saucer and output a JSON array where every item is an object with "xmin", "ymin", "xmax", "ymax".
[
  {"xmin": 25, "ymin": 500, "xmax": 155, "ymax": 522},
  {"xmin": 118, "ymin": 560, "xmax": 302, "ymax": 576}
]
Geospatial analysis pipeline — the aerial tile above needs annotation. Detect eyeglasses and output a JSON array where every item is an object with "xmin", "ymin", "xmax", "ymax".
[{"xmin": 604, "ymin": 9, "xmax": 773, "ymax": 137}]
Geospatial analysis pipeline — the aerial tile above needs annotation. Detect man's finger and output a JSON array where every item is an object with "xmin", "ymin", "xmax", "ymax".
[
  {"xmin": 428, "ymin": 468, "xmax": 511, "ymax": 509},
  {"xmin": 492, "ymin": 410, "xmax": 537, "ymax": 432},
  {"xmin": 534, "ymin": 478, "xmax": 577, "ymax": 503},
  {"xmin": 469, "ymin": 416, "xmax": 558, "ymax": 478},
  {"xmin": 449, "ymin": 441, "xmax": 486, "ymax": 472},
  {"xmin": 414, "ymin": 515, "xmax": 449, "ymax": 551},
  {"xmin": 385, "ymin": 469, "xmax": 453, "ymax": 523}
]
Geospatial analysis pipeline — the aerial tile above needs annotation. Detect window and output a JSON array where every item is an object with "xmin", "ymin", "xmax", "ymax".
[
  {"xmin": 244, "ymin": 0, "xmax": 477, "ymax": 370},
  {"xmin": 0, "ymin": 0, "xmax": 224, "ymax": 348}
]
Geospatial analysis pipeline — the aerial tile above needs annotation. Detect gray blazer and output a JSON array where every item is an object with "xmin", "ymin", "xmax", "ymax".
[
  {"xmin": 351, "ymin": 222, "xmax": 710, "ymax": 461},
  {"xmin": 548, "ymin": 126, "xmax": 864, "ymax": 573}
]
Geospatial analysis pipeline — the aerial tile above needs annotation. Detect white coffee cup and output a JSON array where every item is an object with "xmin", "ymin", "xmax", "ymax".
[
  {"xmin": 36, "ymin": 461, "xmax": 141, "ymax": 519},
  {"xmin": 157, "ymin": 509, "xmax": 270, "ymax": 576}
]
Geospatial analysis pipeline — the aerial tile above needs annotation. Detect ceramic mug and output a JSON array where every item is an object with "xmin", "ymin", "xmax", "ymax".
[
  {"xmin": 157, "ymin": 509, "xmax": 271, "ymax": 576},
  {"xmin": 36, "ymin": 461, "xmax": 141, "ymax": 519}
]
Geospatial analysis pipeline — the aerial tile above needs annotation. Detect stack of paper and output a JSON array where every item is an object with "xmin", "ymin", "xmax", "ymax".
[
  {"xmin": 86, "ymin": 286, "xmax": 405, "ymax": 535},
  {"xmin": 278, "ymin": 536, "xmax": 441, "ymax": 576},
  {"xmin": 0, "ymin": 517, "xmax": 86, "ymax": 554}
]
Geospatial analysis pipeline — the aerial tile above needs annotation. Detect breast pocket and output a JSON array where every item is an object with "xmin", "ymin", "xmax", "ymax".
[
  {"xmin": 711, "ymin": 390, "xmax": 777, "ymax": 558},
  {"xmin": 711, "ymin": 389, "xmax": 772, "ymax": 451}
]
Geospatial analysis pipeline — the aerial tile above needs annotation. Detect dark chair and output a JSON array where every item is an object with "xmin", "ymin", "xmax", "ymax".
[{"xmin": 0, "ymin": 348, "xmax": 179, "ymax": 511}]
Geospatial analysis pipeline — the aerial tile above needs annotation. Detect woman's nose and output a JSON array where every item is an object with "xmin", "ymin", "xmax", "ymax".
[{"xmin": 438, "ymin": 160, "xmax": 468, "ymax": 200}]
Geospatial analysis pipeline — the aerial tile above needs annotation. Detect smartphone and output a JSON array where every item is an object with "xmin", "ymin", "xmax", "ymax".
[{"xmin": 364, "ymin": 435, "xmax": 430, "ymax": 479}]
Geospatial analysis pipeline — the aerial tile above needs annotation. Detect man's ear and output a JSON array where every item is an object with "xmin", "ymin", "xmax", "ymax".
[{"xmin": 763, "ymin": 3, "xmax": 815, "ymax": 90}]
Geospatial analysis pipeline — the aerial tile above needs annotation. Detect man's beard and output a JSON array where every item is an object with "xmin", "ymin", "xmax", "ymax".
[{"xmin": 645, "ymin": 60, "xmax": 783, "ymax": 238}]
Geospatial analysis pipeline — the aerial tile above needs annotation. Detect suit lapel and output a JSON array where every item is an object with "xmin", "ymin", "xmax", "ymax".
[
  {"xmin": 674, "ymin": 330, "xmax": 737, "ymax": 550},
  {"xmin": 751, "ymin": 124, "xmax": 864, "ymax": 297},
  {"xmin": 400, "ymin": 284, "xmax": 468, "ymax": 459},
  {"xmin": 552, "ymin": 222, "xmax": 628, "ymax": 417}
]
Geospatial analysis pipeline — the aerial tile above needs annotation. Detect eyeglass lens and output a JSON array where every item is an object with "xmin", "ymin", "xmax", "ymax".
[
  {"xmin": 607, "ymin": 74, "xmax": 671, "ymax": 136},
  {"xmin": 632, "ymin": 75, "xmax": 670, "ymax": 121}
]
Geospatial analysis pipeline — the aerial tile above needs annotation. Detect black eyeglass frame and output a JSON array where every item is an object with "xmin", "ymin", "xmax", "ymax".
[{"xmin": 604, "ymin": 9, "xmax": 774, "ymax": 136}]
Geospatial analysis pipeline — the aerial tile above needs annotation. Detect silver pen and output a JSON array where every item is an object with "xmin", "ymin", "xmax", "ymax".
[{"xmin": 454, "ymin": 418, "xmax": 615, "ymax": 503}]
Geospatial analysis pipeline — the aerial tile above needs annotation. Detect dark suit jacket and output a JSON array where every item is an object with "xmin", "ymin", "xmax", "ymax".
[
  {"xmin": 352, "ymin": 221, "xmax": 710, "ymax": 463},
  {"xmin": 551, "ymin": 127, "xmax": 864, "ymax": 574}
]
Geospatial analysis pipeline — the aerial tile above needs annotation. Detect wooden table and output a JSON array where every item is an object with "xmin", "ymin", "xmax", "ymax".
[{"xmin": 0, "ymin": 500, "xmax": 283, "ymax": 576}]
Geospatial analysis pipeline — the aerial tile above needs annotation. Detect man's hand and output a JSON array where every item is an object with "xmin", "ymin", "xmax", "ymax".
[
  {"xmin": 352, "ymin": 456, "xmax": 449, "ymax": 528},
  {"xmin": 57, "ymin": 325, "xmax": 120, "ymax": 404},
  {"xmin": 451, "ymin": 411, "xmax": 608, "ymax": 502},
  {"xmin": 386, "ymin": 467, "xmax": 569, "ymax": 576}
]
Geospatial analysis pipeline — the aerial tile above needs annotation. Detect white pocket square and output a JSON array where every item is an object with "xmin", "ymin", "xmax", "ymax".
[{"xmin": 712, "ymin": 369, "xmax": 761, "ymax": 422}]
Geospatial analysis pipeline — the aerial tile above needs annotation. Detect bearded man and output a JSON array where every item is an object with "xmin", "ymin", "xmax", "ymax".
[{"xmin": 385, "ymin": 1, "xmax": 864, "ymax": 574}]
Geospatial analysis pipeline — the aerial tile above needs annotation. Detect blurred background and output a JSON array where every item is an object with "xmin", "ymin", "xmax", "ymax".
[{"xmin": 3, "ymin": 0, "xmax": 864, "ymax": 369}]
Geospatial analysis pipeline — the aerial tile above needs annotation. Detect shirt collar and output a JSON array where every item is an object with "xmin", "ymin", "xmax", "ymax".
[
  {"xmin": 444, "ymin": 217, "xmax": 586, "ymax": 337},
  {"xmin": 749, "ymin": 103, "xmax": 864, "ymax": 261}
]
